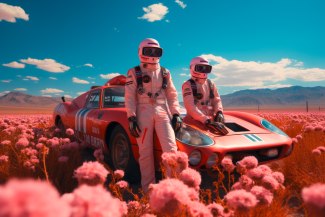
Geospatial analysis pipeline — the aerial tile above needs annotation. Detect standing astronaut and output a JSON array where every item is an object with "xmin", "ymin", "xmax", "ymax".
[
  {"xmin": 182, "ymin": 56, "xmax": 228, "ymax": 134},
  {"xmin": 125, "ymin": 38, "xmax": 182, "ymax": 192}
]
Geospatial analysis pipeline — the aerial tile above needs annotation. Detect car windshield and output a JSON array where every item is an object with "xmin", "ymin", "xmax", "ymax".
[{"xmin": 103, "ymin": 86, "xmax": 125, "ymax": 108}]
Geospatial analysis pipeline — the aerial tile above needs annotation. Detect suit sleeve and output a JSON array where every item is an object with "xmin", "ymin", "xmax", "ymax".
[
  {"xmin": 212, "ymin": 83, "xmax": 223, "ymax": 114},
  {"xmin": 165, "ymin": 70, "xmax": 181, "ymax": 115},
  {"xmin": 182, "ymin": 81, "xmax": 209, "ymax": 124},
  {"xmin": 124, "ymin": 69, "xmax": 137, "ymax": 118}
]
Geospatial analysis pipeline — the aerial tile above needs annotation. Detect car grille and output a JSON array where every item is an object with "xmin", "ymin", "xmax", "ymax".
[{"xmin": 226, "ymin": 146, "xmax": 284, "ymax": 163}]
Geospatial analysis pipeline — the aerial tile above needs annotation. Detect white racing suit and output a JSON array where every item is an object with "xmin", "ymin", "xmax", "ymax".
[
  {"xmin": 182, "ymin": 79, "xmax": 223, "ymax": 124},
  {"xmin": 125, "ymin": 63, "xmax": 180, "ymax": 192}
]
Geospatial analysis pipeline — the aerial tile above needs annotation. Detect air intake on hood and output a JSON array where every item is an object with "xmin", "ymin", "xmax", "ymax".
[{"xmin": 224, "ymin": 122, "xmax": 249, "ymax": 132}]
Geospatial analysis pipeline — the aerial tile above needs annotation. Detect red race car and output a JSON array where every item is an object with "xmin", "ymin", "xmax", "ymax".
[{"xmin": 53, "ymin": 75, "xmax": 293, "ymax": 181}]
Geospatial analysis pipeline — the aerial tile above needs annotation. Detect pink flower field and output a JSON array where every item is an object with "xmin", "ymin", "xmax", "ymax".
[{"xmin": 0, "ymin": 112, "xmax": 325, "ymax": 217}]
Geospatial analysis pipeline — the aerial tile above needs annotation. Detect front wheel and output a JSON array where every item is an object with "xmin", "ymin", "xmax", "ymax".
[{"xmin": 107, "ymin": 125, "xmax": 140, "ymax": 183}]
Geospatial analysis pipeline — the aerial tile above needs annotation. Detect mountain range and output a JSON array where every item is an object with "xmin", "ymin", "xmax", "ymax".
[{"xmin": 0, "ymin": 86, "xmax": 324, "ymax": 108}]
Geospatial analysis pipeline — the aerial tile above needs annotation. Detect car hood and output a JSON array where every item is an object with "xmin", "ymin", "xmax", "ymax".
[{"xmin": 212, "ymin": 115, "xmax": 270, "ymax": 136}]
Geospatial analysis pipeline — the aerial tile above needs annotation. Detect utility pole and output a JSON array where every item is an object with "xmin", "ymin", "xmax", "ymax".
[{"xmin": 306, "ymin": 101, "xmax": 309, "ymax": 112}]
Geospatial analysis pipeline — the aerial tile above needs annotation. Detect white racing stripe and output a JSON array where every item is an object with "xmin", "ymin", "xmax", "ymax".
[
  {"xmin": 75, "ymin": 109, "xmax": 83, "ymax": 131},
  {"xmin": 83, "ymin": 109, "xmax": 91, "ymax": 133}
]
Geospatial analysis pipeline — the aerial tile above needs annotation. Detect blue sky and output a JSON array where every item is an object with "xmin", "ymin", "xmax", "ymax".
[{"xmin": 1, "ymin": 0, "xmax": 325, "ymax": 99}]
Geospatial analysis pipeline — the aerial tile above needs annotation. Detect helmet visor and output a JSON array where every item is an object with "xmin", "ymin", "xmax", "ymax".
[
  {"xmin": 194, "ymin": 64, "xmax": 212, "ymax": 73},
  {"xmin": 142, "ymin": 47, "xmax": 163, "ymax": 57}
]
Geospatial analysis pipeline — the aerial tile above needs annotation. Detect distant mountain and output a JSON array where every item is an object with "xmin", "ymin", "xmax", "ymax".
[
  {"xmin": 1, "ymin": 86, "xmax": 324, "ymax": 108},
  {"xmin": 0, "ymin": 92, "xmax": 69, "ymax": 107},
  {"xmin": 221, "ymin": 86, "xmax": 325, "ymax": 107}
]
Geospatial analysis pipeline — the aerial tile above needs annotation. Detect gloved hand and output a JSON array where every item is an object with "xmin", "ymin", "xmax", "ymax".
[
  {"xmin": 171, "ymin": 114, "xmax": 183, "ymax": 133},
  {"xmin": 205, "ymin": 119, "xmax": 229, "ymax": 135},
  {"xmin": 214, "ymin": 111, "xmax": 225, "ymax": 123},
  {"xmin": 128, "ymin": 116, "xmax": 141, "ymax": 137}
]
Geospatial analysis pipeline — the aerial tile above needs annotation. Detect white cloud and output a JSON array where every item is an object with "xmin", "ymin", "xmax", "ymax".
[
  {"xmin": 180, "ymin": 73, "xmax": 190, "ymax": 77},
  {"xmin": 1, "ymin": 80, "xmax": 11, "ymax": 83},
  {"xmin": 14, "ymin": 88, "xmax": 27, "ymax": 91},
  {"xmin": 138, "ymin": 3, "xmax": 168, "ymax": 22},
  {"xmin": 84, "ymin": 63, "xmax": 93, "ymax": 68},
  {"xmin": 100, "ymin": 73, "xmax": 120, "ymax": 80},
  {"xmin": 0, "ymin": 91, "xmax": 10, "ymax": 97},
  {"xmin": 20, "ymin": 58, "xmax": 70, "ymax": 73},
  {"xmin": 41, "ymin": 88, "xmax": 64, "ymax": 94},
  {"xmin": 49, "ymin": 77, "xmax": 57, "ymax": 80},
  {"xmin": 72, "ymin": 77, "xmax": 89, "ymax": 84},
  {"xmin": 201, "ymin": 54, "xmax": 325, "ymax": 88},
  {"xmin": 0, "ymin": 3, "xmax": 29, "ymax": 23},
  {"xmin": 24, "ymin": 76, "xmax": 39, "ymax": 81},
  {"xmin": 182, "ymin": 67, "xmax": 189, "ymax": 71},
  {"xmin": 2, "ymin": 61, "xmax": 25, "ymax": 68},
  {"xmin": 77, "ymin": 91, "xmax": 86, "ymax": 95},
  {"xmin": 250, "ymin": 84, "xmax": 293, "ymax": 89},
  {"xmin": 87, "ymin": 76, "xmax": 95, "ymax": 80},
  {"xmin": 175, "ymin": 0, "xmax": 187, "ymax": 9},
  {"xmin": 42, "ymin": 95, "xmax": 52, "ymax": 97},
  {"xmin": 64, "ymin": 94, "xmax": 72, "ymax": 98}
]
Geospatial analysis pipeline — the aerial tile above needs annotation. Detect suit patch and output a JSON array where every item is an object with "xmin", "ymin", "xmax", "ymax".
[
  {"xmin": 184, "ymin": 88, "xmax": 191, "ymax": 92},
  {"xmin": 183, "ymin": 92, "xmax": 192, "ymax": 97}
]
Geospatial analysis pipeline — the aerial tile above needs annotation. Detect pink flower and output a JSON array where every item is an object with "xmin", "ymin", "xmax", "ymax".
[
  {"xmin": 261, "ymin": 175, "xmax": 280, "ymax": 191},
  {"xmin": 312, "ymin": 148, "xmax": 322, "ymax": 155},
  {"xmin": 94, "ymin": 148, "xmax": 104, "ymax": 161},
  {"xmin": 67, "ymin": 185, "xmax": 126, "ymax": 217},
  {"xmin": 247, "ymin": 167, "xmax": 265, "ymax": 180},
  {"xmin": 224, "ymin": 189, "xmax": 258, "ymax": 211},
  {"xmin": 141, "ymin": 214, "xmax": 157, "ymax": 217},
  {"xmin": 250, "ymin": 186, "xmax": 273, "ymax": 205},
  {"xmin": 38, "ymin": 136, "xmax": 48, "ymax": 143},
  {"xmin": 66, "ymin": 128, "xmax": 74, "ymax": 136},
  {"xmin": 231, "ymin": 182, "xmax": 242, "ymax": 190},
  {"xmin": 207, "ymin": 202, "xmax": 234, "ymax": 217},
  {"xmin": 116, "ymin": 180, "xmax": 128, "ymax": 189},
  {"xmin": 271, "ymin": 172, "xmax": 285, "ymax": 185},
  {"xmin": 0, "ymin": 140, "xmax": 11, "ymax": 146},
  {"xmin": 74, "ymin": 161, "xmax": 109, "ymax": 186},
  {"xmin": 0, "ymin": 155, "xmax": 9, "ymax": 163},
  {"xmin": 237, "ymin": 156, "xmax": 258, "ymax": 170},
  {"xmin": 36, "ymin": 143, "xmax": 44, "ymax": 149},
  {"xmin": 149, "ymin": 179, "xmax": 198, "ymax": 215},
  {"xmin": 302, "ymin": 183, "xmax": 325, "ymax": 216},
  {"xmin": 127, "ymin": 200, "xmax": 141, "ymax": 210},
  {"xmin": 296, "ymin": 134, "xmax": 303, "ymax": 141},
  {"xmin": 47, "ymin": 137, "xmax": 60, "ymax": 148},
  {"xmin": 0, "ymin": 179, "xmax": 71, "ymax": 217},
  {"xmin": 161, "ymin": 151, "xmax": 188, "ymax": 177},
  {"xmin": 239, "ymin": 175, "xmax": 254, "ymax": 191},
  {"xmin": 58, "ymin": 156, "xmax": 69, "ymax": 163},
  {"xmin": 302, "ymin": 183, "xmax": 325, "ymax": 209},
  {"xmin": 114, "ymin": 170, "xmax": 125, "ymax": 179},
  {"xmin": 15, "ymin": 137, "xmax": 29, "ymax": 148},
  {"xmin": 256, "ymin": 165, "xmax": 272, "ymax": 176},
  {"xmin": 179, "ymin": 168, "xmax": 201, "ymax": 190},
  {"xmin": 221, "ymin": 156, "xmax": 236, "ymax": 173},
  {"xmin": 188, "ymin": 201, "xmax": 213, "ymax": 217}
]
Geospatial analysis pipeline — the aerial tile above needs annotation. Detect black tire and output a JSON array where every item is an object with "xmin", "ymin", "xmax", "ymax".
[
  {"xmin": 107, "ymin": 125, "xmax": 140, "ymax": 183},
  {"xmin": 56, "ymin": 117, "xmax": 65, "ymax": 132}
]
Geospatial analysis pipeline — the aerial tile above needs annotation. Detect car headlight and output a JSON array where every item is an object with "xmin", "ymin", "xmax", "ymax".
[
  {"xmin": 261, "ymin": 119, "xmax": 288, "ymax": 137},
  {"xmin": 176, "ymin": 125, "xmax": 214, "ymax": 146},
  {"xmin": 206, "ymin": 153, "xmax": 219, "ymax": 168},
  {"xmin": 189, "ymin": 150, "xmax": 201, "ymax": 166}
]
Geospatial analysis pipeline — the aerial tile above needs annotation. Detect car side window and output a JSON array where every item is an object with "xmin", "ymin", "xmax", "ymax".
[
  {"xmin": 103, "ymin": 87, "xmax": 125, "ymax": 108},
  {"xmin": 86, "ymin": 90, "xmax": 100, "ymax": 108}
]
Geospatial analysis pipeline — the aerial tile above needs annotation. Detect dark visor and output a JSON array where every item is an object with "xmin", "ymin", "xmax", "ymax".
[
  {"xmin": 142, "ymin": 47, "xmax": 163, "ymax": 57},
  {"xmin": 194, "ymin": 64, "xmax": 212, "ymax": 73}
]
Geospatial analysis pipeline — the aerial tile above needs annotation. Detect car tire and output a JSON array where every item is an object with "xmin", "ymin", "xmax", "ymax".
[
  {"xmin": 56, "ymin": 117, "xmax": 65, "ymax": 132},
  {"xmin": 108, "ymin": 125, "xmax": 141, "ymax": 183}
]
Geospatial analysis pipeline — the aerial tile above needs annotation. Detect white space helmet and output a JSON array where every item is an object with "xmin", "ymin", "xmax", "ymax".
[
  {"xmin": 138, "ymin": 38, "xmax": 163, "ymax": 64},
  {"xmin": 190, "ymin": 56, "xmax": 212, "ymax": 80}
]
